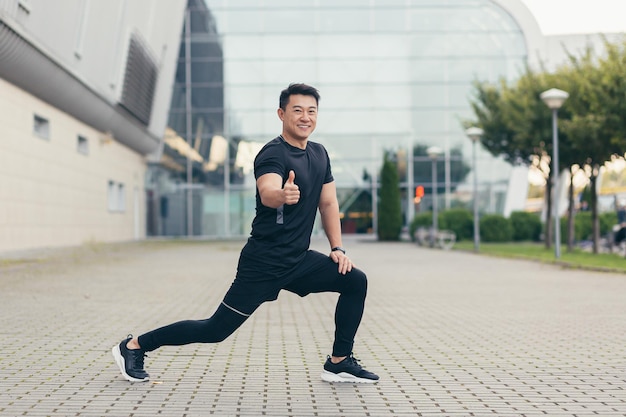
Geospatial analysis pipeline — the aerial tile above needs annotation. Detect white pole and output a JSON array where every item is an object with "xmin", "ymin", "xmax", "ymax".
[
  {"xmin": 552, "ymin": 108, "xmax": 561, "ymax": 259},
  {"xmin": 184, "ymin": 9, "xmax": 193, "ymax": 237},
  {"xmin": 472, "ymin": 140, "xmax": 480, "ymax": 252}
]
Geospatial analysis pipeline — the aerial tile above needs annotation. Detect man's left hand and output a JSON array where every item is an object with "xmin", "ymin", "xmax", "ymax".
[{"xmin": 330, "ymin": 250, "xmax": 353, "ymax": 275}]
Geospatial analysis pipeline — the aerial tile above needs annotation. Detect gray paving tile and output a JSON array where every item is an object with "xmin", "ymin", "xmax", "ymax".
[{"xmin": 1, "ymin": 238, "xmax": 626, "ymax": 416}]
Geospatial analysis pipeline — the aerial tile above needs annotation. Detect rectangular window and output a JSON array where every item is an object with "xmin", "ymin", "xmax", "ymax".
[
  {"xmin": 33, "ymin": 114, "xmax": 50, "ymax": 140},
  {"xmin": 108, "ymin": 180, "xmax": 117, "ymax": 212},
  {"xmin": 108, "ymin": 180, "xmax": 126, "ymax": 212},
  {"xmin": 77, "ymin": 135, "xmax": 89, "ymax": 155},
  {"xmin": 117, "ymin": 183, "xmax": 126, "ymax": 212}
]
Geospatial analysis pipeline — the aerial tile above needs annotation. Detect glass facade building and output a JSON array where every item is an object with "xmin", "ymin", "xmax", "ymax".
[{"xmin": 149, "ymin": 0, "xmax": 529, "ymax": 237}]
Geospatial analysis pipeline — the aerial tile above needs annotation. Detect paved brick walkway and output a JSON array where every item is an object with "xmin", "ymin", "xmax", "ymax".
[{"xmin": 1, "ymin": 238, "xmax": 626, "ymax": 416}]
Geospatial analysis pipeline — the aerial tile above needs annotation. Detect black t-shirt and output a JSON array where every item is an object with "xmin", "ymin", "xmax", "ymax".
[{"xmin": 241, "ymin": 136, "xmax": 333, "ymax": 270}]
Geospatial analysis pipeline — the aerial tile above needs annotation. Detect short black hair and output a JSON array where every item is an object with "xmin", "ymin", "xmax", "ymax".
[{"xmin": 279, "ymin": 83, "xmax": 320, "ymax": 110}]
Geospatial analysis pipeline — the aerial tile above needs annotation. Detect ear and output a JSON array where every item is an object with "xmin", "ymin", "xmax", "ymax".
[{"xmin": 277, "ymin": 108, "xmax": 285, "ymax": 121}]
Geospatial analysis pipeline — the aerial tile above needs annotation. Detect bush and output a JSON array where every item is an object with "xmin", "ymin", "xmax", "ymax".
[
  {"xmin": 544, "ymin": 215, "xmax": 569, "ymax": 244},
  {"xmin": 409, "ymin": 212, "xmax": 435, "ymax": 241},
  {"xmin": 510, "ymin": 211, "xmax": 542, "ymax": 241},
  {"xmin": 600, "ymin": 211, "xmax": 618, "ymax": 235},
  {"xmin": 574, "ymin": 211, "xmax": 592, "ymax": 241},
  {"xmin": 571, "ymin": 211, "xmax": 618, "ymax": 242},
  {"xmin": 440, "ymin": 209, "xmax": 473, "ymax": 241},
  {"xmin": 480, "ymin": 214, "xmax": 513, "ymax": 242}
]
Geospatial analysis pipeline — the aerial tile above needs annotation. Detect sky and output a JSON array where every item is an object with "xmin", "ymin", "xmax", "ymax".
[{"xmin": 520, "ymin": 0, "xmax": 626, "ymax": 35}]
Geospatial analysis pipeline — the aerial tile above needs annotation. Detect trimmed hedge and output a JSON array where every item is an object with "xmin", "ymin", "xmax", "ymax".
[
  {"xmin": 440, "ymin": 209, "xmax": 473, "ymax": 241},
  {"xmin": 480, "ymin": 214, "xmax": 513, "ymax": 242},
  {"xmin": 409, "ymin": 209, "xmax": 621, "ymax": 244},
  {"xmin": 510, "ymin": 211, "xmax": 542, "ymax": 241},
  {"xmin": 409, "ymin": 212, "xmax": 436, "ymax": 241},
  {"xmin": 566, "ymin": 210, "xmax": 619, "ymax": 242}
]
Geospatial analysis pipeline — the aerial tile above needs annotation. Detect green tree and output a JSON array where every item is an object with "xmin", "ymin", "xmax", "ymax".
[
  {"xmin": 467, "ymin": 37, "xmax": 626, "ymax": 255},
  {"xmin": 502, "ymin": 69, "xmax": 563, "ymax": 250},
  {"xmin": 559, "ymin": 39, "xmax": 626, "ymax": 253},
  {"xmin": 467, "ymin": 70, "xmax": 559, "ymax": 248},
  {"xmin": 377, "ymin": 152, "xmax": 403, "ymax": 241},
  {"xmin": 467, "ymin": 80, "xmax": 517, "ymax": 163}
]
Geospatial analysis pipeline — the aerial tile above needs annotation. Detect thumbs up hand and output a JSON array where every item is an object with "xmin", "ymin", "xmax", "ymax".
[{"xmin": 283, "ymin": 170, "xmax": 300, "ymax": 205}]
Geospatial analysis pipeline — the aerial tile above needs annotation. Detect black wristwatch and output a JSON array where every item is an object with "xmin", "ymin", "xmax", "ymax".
[{"xmin": 331, "ymin": 246, "xmax": 346, "ymax": 254}]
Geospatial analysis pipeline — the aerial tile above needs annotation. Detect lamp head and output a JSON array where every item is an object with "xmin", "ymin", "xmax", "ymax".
[
  {"xmin": 426, "ymin": 146, "xmax": 442, "ymax": 160},
  {"xmin": 465, "ymin": 126, "xmax": 484, "ymax": 143},
  {"xmin": 540, "ymin": 88, "xmax": 569, "ymax": 110}
]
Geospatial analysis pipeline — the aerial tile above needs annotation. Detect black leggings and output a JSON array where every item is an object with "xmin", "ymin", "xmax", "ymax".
[
  {"xmin": 137, "ymin": 253, "xmax": 368, "ymax": 357},
  {"xmin": 138, "ymin": 303, "xmax": 248, "ymax": 351}
]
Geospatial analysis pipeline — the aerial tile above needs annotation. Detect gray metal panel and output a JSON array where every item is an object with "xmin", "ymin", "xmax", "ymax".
[
  {"xmin": 0, "ymin": 19, "xmax": 159, "ymax": 155},
  {"xmin": 120, "ymin": 33, "xmax": 158, "ymax": 126}
]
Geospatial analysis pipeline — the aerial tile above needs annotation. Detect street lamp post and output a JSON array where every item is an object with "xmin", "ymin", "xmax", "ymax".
[
  {"xmin": 540, "ymin": 88, "xmax": 569, "ymax": 259},
  {"xmin": 427, "ymin": 146, "xmax": 442, "ymax": 247},
  {"xmin": 465, "ymin": 127, "xmax": 484, "ymax": 252}
]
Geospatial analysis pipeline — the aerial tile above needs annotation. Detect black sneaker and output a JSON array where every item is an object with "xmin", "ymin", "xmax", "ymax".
[
  {"xmin": 112, "ymin": 335, "xmax": 150, "ymax": 382},
  {"xmin": 321, "ymin": 353, "xmax": 379, "ymax": 383}
]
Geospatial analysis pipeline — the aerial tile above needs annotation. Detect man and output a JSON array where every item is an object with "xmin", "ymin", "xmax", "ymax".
[
  {"xmin": 615, "ymin": 203, "xmax": 626, "ymax": 247},
  {"xmin": 112, "ymin": 83, "xmax": 379, "ymax": 384}
]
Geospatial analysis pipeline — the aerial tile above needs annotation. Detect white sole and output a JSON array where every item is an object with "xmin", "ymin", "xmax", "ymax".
[
  {"xmin": 320, "ymin": 370, "xmax": 378, "ymax": 384},
  {"xmin": 111, "ymin": 344, "xmax": 149, "ymax": 383}
]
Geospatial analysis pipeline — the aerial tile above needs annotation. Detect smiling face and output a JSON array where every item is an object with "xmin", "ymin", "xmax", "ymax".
[{"xmin": 277, "ymin": 94, "xmax": 318, "ymax": 148}]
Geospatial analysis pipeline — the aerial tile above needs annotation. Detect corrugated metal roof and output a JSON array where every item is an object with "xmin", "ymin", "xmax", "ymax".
[{"xmin": 0, "ymin": 19, "xmax": 160, "ymax": 155}]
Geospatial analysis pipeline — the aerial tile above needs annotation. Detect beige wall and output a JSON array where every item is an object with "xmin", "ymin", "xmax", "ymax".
[{"xmin": 0, "ymin": 78, "xmax": 146, "ymax": 252}]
